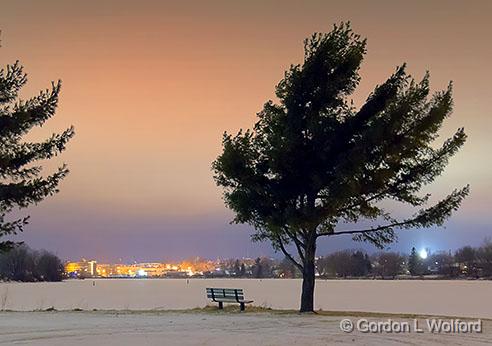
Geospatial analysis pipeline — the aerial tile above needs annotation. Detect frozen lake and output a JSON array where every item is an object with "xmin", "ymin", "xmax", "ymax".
[{"xmin": 0, "ymin": 279, "xmax": 490, "ymax": 318}]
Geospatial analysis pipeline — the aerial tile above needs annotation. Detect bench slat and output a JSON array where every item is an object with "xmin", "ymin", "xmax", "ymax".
[
  {"xmin": 206, "ymin": 288, "xmax": 244, "ymax": 298},
  {"xmin": 206, "ymin": 288, "xmax": 243, "ymax": 294},
  {"xmin": 206, "ymin": 287, "xmax": 252, "ymax": 309}
]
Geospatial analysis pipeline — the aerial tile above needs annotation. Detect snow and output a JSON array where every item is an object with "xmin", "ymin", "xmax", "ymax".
[
  {"xmin": 1, "ymin": 279, "xmax": 491, "ymax": 319},
  {"xmin": 0, "ymin": 311, "xmax": 490, "ymax": 346}
]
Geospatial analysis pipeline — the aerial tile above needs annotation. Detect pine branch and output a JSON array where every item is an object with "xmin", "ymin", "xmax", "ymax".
[
  {"xmin": 0, "ymin": 80, "xmax": 61, "ymax": 138},
  {"xmin": 321, "ymin": 186, "xmax": 469, "ymax": 245},
  {"xmin": 0, "ymin": 127, "xmax": 74, "ymax": 175},
  {"xmin": 0, "ymin": 61, "xmax": 27, "ymax": 104}
]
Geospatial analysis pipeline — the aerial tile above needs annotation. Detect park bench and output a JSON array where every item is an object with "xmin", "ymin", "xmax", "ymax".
[{"xmin": 206, "ymin": 287, "xmax": 253, "ymax": 311}]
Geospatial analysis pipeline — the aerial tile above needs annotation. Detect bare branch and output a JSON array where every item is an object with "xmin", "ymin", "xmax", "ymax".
[
  {"xmin": 293, "ymin": 238, "xmax": 305, "ymax": 262},
  {"xmin": 283, "ymin": 227, "xmax": 306, "ymax": 262},
  {"xmin": 276, "ymin": 236, "xmax": 303, "ymax": 271}
]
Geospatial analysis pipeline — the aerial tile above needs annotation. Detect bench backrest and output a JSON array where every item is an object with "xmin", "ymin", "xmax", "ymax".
[{"xmin": 206, "ymin": 287, "xmax": 244, "ymax": 300}]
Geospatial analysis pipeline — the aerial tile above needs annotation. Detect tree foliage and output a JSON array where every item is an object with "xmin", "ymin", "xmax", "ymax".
[
  {"xmin": 0, "ymin": 244, "xmax": 64, "ymax": 282},
  {"xmin": 429, "ymin": 251, "xmax": 456, "ymax": 276},
  {"xmin": 477, "ymin": 240, "xmax": 492, "ymax": 277},
  {"xmin": 317, "ymin": 250, "xmax": 371, "ymax": 277},
  {"xmin": 372, "ymin": 252, "xmax": 404, "ymax": 279},
  {"xmin": 0, "ymin": 61, "xmax": 74, "ymax": 251},
  {"xmin": 213, "ymin": 22, "xmax": 468, "ymax": 311}
]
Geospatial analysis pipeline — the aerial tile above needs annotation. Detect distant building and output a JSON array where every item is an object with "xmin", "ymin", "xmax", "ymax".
[
  {"xmin": 65, "ymin": 259, "xmax": 98, "ymax": 278},
  {"xmin": 88, "ymin": 261, "xmax": 97, "ymax": 276},
  {"xmin": 165, "ymin": 271, "xmax": 189, "ymax": 278}
]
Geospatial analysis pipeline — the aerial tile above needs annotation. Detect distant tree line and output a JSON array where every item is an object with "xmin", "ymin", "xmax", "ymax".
[
  {"xmin": 317, "ymin": 250, "xmax": 405, "ymax": 279},
  {"xmin": 448, "ymin": 241, "xmax": 492, "ymax": 277},
  {"xmin": 317, "ymin": 250, "xmax": 372, "ymax": 278},
  {"xmin": 210, "ymin": 256, "xmax": 301, "ymax": 279},
  {"xmin": 210, "ymin": 240, "xmax": 492, "ymax": 280},
  {"xmin": 318, "ymin": 240, "xmax": 492, "ymax": 279},
  {"xmin": 0, "ymin": 245, "xmax": 64, "ymax": 282}
]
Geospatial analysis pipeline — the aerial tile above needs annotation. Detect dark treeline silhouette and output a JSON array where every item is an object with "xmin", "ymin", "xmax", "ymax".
[
  {"xmin": 211, "ymin": 240, "xmax": 492, "ymax": 280},
  {"xmin": 317, "ymin": 250, "xmax": 371, "ymax": 278},
  {"xmin": 0, "ymin": 244, "xmax": 64, "ymax": 282},
  {"xmin": 210, "ymin": 256, "xmax": 301, "ymax": 279},
  {"xmin": 317, "ymin": 241, "xmax": 492, "ymax": 279}
]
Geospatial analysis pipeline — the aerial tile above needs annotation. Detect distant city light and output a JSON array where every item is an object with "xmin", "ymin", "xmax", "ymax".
[
  {"xmin": 137, "ymin": 269, "xmax": 147, "ymax": 277},
  {"xmin": 65, "ymin": 259, "xmax": 217, "ymax": 278},
  {"xmin": 419, "ymin": 249, "xmax": 428, "ymax": 259}
]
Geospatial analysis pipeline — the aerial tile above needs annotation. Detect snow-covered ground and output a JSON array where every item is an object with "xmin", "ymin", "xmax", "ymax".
[
  {"xmin": 0, "ymin": 311, "xmax": 490, "ymax": 346},
  {"xmin": 0, "ymin": 279, "xmax": 491, "ymax": 318}
]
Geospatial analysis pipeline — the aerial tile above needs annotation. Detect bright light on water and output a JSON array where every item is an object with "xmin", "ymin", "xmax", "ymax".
[{"xmin": 419, "ymin": 249, "xmax": 428, "ymax": 259}]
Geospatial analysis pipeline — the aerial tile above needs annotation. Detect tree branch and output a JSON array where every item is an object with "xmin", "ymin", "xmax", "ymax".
[
  {"xmin": 293, "ymin": 238, "xmax": 305, "ymax": 262},
  {"xmin": 276, "ymin": 236, "xmax": 304, "ymax": 271},
  {"xmin": 321, "ymin": 219, "xmax": 411, "ymax": 237},
  {"xmin": 283, "ymin": 227, "xmax": 306, "ymax": 262}
]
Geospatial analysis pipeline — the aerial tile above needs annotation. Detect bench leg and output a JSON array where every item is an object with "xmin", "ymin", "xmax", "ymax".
[
  {"xmin": 218, "ymin": 302, "xmax": 223, "ymax": 310},
  {"xmin": 240, "ymin": 302, "xmax": 245, "ymax": 311}
]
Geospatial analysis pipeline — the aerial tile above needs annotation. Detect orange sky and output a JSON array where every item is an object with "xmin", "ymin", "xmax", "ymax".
[{"xmin": 1, "ymin": 0, "xmax": 491, "ymax": 261}]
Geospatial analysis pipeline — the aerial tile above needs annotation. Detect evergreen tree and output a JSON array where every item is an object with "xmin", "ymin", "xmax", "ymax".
[
  {"xmin": 0, "ymin": 61, "xmax": 74, "ymax": 251},
  {"xmin": 213, "ymin": 23, "xmax": 468, "ymax": 312},
  {"xmin": 408, "ymin": 247, "xmax": 420, "ymax": 276}
]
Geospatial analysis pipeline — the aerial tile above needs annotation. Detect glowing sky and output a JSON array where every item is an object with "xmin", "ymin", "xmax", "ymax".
[{"xmin": 1, "ymin": 0, "xmax": 491, "ymax": 261}]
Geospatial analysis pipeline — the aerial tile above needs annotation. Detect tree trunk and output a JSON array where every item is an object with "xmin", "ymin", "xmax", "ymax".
[{"xmin": 300, "ymin": 239, "xmax": 316, "ymax": 312}]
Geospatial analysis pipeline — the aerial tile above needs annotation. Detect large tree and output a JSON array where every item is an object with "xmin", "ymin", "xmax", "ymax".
[
  {"xmin": 212, "ymin": 23, "xmax": 468, "ymax": 312},
  {"xmin": 0, "ymin": 61, "xmax": 74, "ymax": 252}
]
